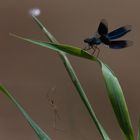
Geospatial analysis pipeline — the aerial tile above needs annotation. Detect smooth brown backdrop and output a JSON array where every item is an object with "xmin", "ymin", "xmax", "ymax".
[{"xmin": 0, "ymin": 0, "xmax": 139, "ymax": 140}]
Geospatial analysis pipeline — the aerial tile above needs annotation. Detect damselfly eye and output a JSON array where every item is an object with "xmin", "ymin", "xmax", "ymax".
[{"xmin": 84, "ymin": 38, "xmax": 90, "ymax": 43}]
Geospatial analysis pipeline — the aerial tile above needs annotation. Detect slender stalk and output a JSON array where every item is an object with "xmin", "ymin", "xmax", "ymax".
[{"xmin": 32, "ymin": 16, "xmax": 110, "ymax": 140}]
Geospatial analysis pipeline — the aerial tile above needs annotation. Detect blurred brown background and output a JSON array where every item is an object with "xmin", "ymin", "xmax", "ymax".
[{"xmin": 0, "ymin": 0, "xmax": 139, "ymax": 140}]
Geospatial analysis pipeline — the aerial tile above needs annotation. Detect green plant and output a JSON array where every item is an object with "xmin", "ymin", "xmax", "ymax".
[{"xmin": 0, "ymin": 16, "xmax": 138, "ymax": 140}]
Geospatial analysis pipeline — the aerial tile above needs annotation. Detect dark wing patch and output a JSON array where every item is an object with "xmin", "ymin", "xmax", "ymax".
[
  {"xmin": 108, "ymin": 25, "xmax": 132, "ymax": 40},
  {"xmin": 98, "ymin": 19, "xmax": 108, "ymax": 35},
  {"xmin": 109, "ymin": 40, "xmax": 133, "ymax": 49}
]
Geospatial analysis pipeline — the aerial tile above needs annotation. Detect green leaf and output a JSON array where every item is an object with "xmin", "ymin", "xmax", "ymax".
[
  {"xmin": 11, "ymin": 34, "xmax": 134, "ymax": 140},
  {"xmin": 0, "ymin": 85, "xmax": 51, "ymax": 140},
  {"xmin": 10, "ymin": 34, "xmax": 96, "ymax": 61},
  {"xmin": 99, "ymin": 61, "xmax": 134, "ymax": 140}
]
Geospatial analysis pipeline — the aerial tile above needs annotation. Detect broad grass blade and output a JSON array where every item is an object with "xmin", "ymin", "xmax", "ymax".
[
  {"xmin": 11, "ymin": 34, "xmax": 135, "ymax": 140},
  {"xmin": 99, "ymin": 61, "xmax": 134, "ymax": 140},
  {"xmin": 11, "ymin": 33, "xmax": 135, "ymax": 140}
]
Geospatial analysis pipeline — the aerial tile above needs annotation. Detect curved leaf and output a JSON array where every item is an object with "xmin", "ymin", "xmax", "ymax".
[
  {"xmin": 99, "ymin": 61, "xmax": 134, "ymax": 140},
  {"xmin": 11, "ymin": 34, "xmax": 134, "ymax": 140},
  {"xmin": 0, "ymin": 85, "xmax": 51, "ymax": 140}
]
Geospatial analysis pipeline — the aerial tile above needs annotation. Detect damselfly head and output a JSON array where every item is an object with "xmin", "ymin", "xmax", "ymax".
[{"xmin": 84, "ymin": 38, "xmax": 90, "ymax": 43}]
